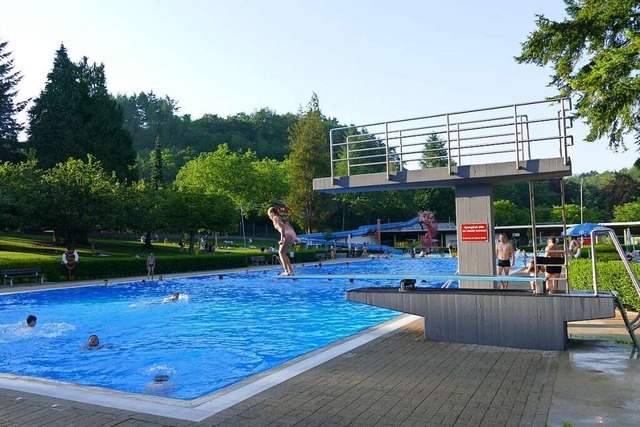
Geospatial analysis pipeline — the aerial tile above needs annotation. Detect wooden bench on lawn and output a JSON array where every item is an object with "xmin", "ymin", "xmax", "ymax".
[{"xmin": 1, "ymin": 268, "xmax": 44, "ymax": 286}]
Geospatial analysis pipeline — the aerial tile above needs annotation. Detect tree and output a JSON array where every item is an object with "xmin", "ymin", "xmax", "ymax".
[
  {"xmin": 0, "ymin": 160, "xmax": 43, "ymax": 230},
  {"xmin": 28, "ymin": 45, "xmax": 137, "ymax": 181},
  {"xmin": 494, "ymin": 200, "xmax": 530, "ymax": 226},
  {"xmin": 614, "ymin": 199, "xmax": 640, "ymax": 222},
  {"xmin": 596, "ymin": 172, "xmax": 640, "ymax": 218},
  {"xmin": 0, "ymin": 39, "xmax": 27, "ymax": 162},
  {"xmin": 159, "ymin": 188, "xmax": 236, "ymax": 254},
  {"xmin": 420, "ymin": 133, "xmax": 452, "ymax": 168},
  {"xmin": 40, "ymin": 156, "xmax": 119, "ymax": 249},
  {"xmin": 119, "ymin": 180, "xmax": 163, "ymax": 248},
  {"xmin": 174, "ymin": 144, "xmax": 281, "ymax": 209},
  {"xmin": 516, "ymin": 0, "xmax": 640, "ymax": 149},
  {"xmin": 150, "ymin": 135, "xmax": 163, "ymax": 189},
  {"xmin": 287, "ymin": 93, "xmax": 331, "ymax": 233}
]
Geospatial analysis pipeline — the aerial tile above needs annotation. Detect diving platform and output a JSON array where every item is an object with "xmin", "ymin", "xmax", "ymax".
[
  {"xmin": 313, "ymin": 98, "xmax": 575, "ymax": 288},
  {"xmin": 313, "ymin": 157, "xmax": 571, "ymax": 193},
  {"xmin": 346, "ymin": 288, "xmax": 615, "ymax": 351}
]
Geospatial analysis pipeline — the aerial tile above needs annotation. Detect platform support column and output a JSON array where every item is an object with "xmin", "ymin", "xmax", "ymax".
[{"xmin": 455, "ymin": 184, "xmax": 495, "ymax": 289}]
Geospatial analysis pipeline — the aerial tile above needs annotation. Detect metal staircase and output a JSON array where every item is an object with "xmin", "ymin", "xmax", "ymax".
[{"xmin": 590, "ymin": 227, "xmax": 640, "ymax": 348}]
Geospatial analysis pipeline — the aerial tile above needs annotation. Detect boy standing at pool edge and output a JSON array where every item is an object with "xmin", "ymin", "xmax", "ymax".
[{"xmin": 496, "ymin": 233, "xmax": 515, "ymax": 289}]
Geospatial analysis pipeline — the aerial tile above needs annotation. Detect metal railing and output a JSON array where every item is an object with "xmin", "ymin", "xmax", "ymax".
[
  {"xmin": 590, "ymin": 227, "xmax": 640, "ymax": 298},
  {"xmin": 329, "ymin": 98, "xmax": 574, "ymax": 180}
]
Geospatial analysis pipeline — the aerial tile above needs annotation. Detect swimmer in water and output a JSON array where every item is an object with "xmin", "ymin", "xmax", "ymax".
[
  {"xmin": 87, "ymin": 334, "xmax": 100, "ymax": 348},
  {"xmin": 163, "ymin": 292, "xmax": 180, "ymax": 302},
  {"xmin": 26, "ymin": 315, "xmax": 37, "ymax": 328}
]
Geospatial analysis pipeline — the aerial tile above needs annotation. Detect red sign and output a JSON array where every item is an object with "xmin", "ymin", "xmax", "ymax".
[{"xmin": 460, "ymin": 223, "xmax": 489, "ymax": 242}]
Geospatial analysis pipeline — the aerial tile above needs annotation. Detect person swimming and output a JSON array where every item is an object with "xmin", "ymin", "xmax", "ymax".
[
  {"xmin": 26, "ymin": 315, "xmax": 37, "ymax": 328},
  {"xmin": 163, "ymin": 292, "xmax": 180, "ymax": 302},
  {"xmin": 87, "ymin": 334, "xmax": 100, "ymax": 348}
]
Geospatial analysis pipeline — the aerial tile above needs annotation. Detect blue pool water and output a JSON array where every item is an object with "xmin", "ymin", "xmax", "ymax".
[{"xmin": 0, "ymin": 257, "xmax": 457, "ymax": 399}]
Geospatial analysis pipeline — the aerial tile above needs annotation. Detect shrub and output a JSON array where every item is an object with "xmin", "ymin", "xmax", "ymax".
[
  {"xmin": 569, "ymin": 259, "xmax": 640, "ymax": 311},
  {"xmin": 1, "ymin": 250, "xmax": 332, "ymax": 283}
]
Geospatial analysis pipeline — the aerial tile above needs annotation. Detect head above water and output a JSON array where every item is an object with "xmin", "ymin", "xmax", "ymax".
[
  {"xmin": 87, "ymin": 334, "xmax": 100, "ymax": 347},
  {"xmin": 26, "ymin": 315, "xmax": 37, "ymax": 327}
]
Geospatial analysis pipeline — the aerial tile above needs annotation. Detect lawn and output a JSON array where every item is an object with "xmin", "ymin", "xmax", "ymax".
[{"xmin": 0, "ymin": 232, "xmax": 278, "ymax": 266}]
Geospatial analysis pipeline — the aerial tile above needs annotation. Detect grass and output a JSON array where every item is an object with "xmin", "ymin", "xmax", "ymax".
[{"xmin": 0, "ymin": 232, "xmax": 279, "ymax": 264}]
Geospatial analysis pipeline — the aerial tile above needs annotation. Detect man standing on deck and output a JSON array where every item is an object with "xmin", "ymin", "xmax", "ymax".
[{"xmin": 496, "ymin": 233, "xmax": 515, "ymax": 289}]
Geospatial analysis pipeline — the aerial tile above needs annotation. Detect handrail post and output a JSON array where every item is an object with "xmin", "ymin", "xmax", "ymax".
[
  {"xmin": 329, "ymin": 129, "xmax": 335, "ymax": 180},
  {"xmin": 560, "ymin": 99, "xmax": 568, "ymax": 165},
  {"xmin": 446, "ymin": 114, "xmax": 452, "ymax": 175},
  {"xmin": 513, "ymin": 105, "xmax": 520, "ymax": 170},
  {"xmin": 456, "ymin": 122, "xmax": 461, "ymax": 166},
  {"xmin": 345, "ymin": 133, "xmax": 351, "ymax": 176},
  {"xmin": 385, "ymin": 122, "xmax": 390, "ymax": 180},
  {"xmin": 399, "ymin": 130, "xmax": 404, "ymax": 172}
]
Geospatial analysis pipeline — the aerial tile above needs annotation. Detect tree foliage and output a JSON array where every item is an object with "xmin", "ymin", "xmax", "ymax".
[
  {"xmin": 40, "ymin": 156, "xmax": 119, "ymax": 249},
  {"xmin": 158, "ymin": 188, "xmax": 236, "ymax": 254},
  {"xmin": 287, "ymin": 93, "xmax": 331, "ymax": 233},
  {"xmin": 174, "ymin": 144, "xmax": 287, "ymax": 210},
  {"xmin": 28, "ymin": 45, "xmax": 137, "ymax": 181},
  {"xmin": 516, "ymin": 0, "xmax": 640, "ymax": 149},
  {"xmin": 0, "ymin": 160, "xmax": 42, "ymax": 230},
  {"xmin": 613, "ymin": 198, "xmax": 640, "ymax": 222},
  {"xmin": 0, "ymin": 39, "xmax": 27, "ymax": 162},
  {"xmin": 494, "ymin": 199, "xmax": 530, "ymax": 226}
]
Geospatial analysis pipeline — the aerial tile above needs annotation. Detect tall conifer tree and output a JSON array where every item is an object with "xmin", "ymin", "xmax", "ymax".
[
  {"xmin": 28, "ymin": 44, "xmax": 137, "ymax": 181},
  {"xmin": 150, "ymin": 135, "xmax": 163, "ymax": 189},
  {"xmin": 0, "ymin": 39, "xmax": 27, "ymax": 162},
  {"xmin": 287, "ymin": 93, "xmax": 331, "ymax": 233}
]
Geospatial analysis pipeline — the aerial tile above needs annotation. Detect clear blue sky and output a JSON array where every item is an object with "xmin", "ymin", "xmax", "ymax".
[{"xmin": 3, "ymin": 0, "xmax": 635, "ymax": 174}]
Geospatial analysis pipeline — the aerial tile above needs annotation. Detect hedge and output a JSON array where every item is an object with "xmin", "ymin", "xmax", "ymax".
[
  {"xmin": 1, "ymin": 250, "xmax": 329, "ymax": 283},
  {"xmin": 569, "ymin": 258, "xmax": 640, "ymax": 311}
]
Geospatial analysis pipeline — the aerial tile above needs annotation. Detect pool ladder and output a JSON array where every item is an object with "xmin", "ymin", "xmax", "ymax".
[{"xmin": 442, "ymin": 269, "xmax": 459, "ymax": 288}]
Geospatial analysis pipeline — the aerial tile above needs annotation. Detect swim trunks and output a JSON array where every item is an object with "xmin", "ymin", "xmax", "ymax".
[
  {"xmin": 497, "ymin": 259, "xmax": 511, "ymax": 268},
  {"xmin": 546, "ymin": 266, "xmax": 562, "ymax": 274}
]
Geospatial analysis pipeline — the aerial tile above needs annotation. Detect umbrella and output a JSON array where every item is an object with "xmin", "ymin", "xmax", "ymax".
[{"xmin": 563, "ymin": 223, "xmax": 603, "ymax": 237}]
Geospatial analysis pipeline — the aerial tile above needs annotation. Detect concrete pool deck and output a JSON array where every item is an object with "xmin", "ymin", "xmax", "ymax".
[{"xmin": 1, "ymin": 276, "xmax": 640, "ymax": 426}]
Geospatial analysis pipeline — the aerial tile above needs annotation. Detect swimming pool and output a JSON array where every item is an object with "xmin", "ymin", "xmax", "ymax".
[{"xmin": 0, "ymin": 257, "xmax": 457, "ymax": 400}]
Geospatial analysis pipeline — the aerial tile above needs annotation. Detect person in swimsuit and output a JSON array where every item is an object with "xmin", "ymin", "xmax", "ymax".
[
  {"xmin": 147, "ymin": 253, "xmax": 156, "ymax": 280},
  {"xmin": 545, "ymin": 237, "xmax": 564, "ymax": 293},
  {"xmin": 267, "ymin": 207, "xmax": 297, "ymax": 276},
  {"xmin": 495, "ymin": 233, "xmax": 515, "ymax": 289}
]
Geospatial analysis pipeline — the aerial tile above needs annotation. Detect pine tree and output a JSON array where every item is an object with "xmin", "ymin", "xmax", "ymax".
[
  {"xmin": 28, "ymin": 44, "xmax": 83, "ymax": 168},
  {"xmin": 287, "ymin": 93, "xmax": 331, "ymax": 233},
  {"xmin": 150, "ymin": 135, "xmax": 163, "ymax": 189},
  {"xmin": 28, "ymin": 44, "xmax": 137, "ymax": 181},
  {"xmin": 0, "ymin": 39, "xmax": 27, "ymax": 162}
]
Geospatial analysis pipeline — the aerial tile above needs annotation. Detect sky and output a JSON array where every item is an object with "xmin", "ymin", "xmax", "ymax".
[{"xmin": 2, "ymin": 0, "xmax": 636, "ymax": 174}]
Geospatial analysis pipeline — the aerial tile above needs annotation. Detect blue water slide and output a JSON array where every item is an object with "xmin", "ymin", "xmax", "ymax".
[{"xmin": 297, "ymin": 217, "xmax": 422, "ymax": 255}]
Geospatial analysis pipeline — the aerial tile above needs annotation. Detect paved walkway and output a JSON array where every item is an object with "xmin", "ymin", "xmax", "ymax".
[{"xmin": 1, "ymin": 277, "xmax": 639, "ymax": 426}]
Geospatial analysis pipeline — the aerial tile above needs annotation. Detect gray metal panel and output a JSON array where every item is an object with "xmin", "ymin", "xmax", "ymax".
[
  {"xmin": 346, "ymin": 289, "xmax": 615, "ymax": 350},
  {"xmin": 313, "ymin": 158, "xmax": 572, "ymax": 193}
]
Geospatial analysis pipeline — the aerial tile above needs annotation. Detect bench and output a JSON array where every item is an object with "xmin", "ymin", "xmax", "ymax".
[
  {"xmin": 316, "ymin": 253, "xmax": 327, "ymax": 261},
  {"xmin": 250, "ymin": 256, "xmax": 267, "ymax": 266},
  {"xmin": 1, "ymin": 268, "xmax": 44, "ymax": 286}
]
